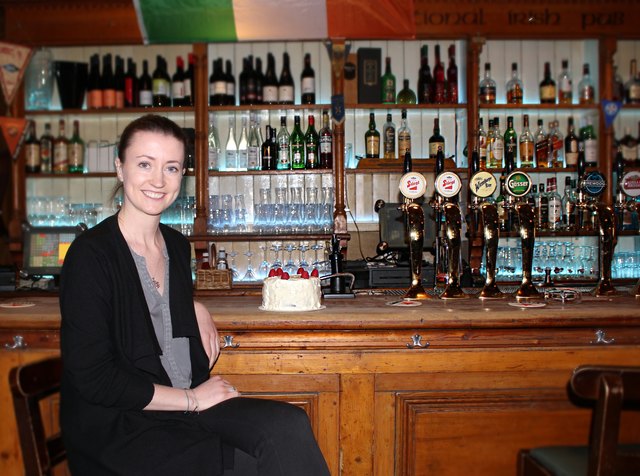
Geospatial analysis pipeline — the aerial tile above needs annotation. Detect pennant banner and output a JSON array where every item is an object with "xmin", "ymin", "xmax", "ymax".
[
  {"xmin": 0, "ymin": 116, "xmax": 28, "ymax": 161},
  {"xmin": 0, "ymin": 42, "xmax": 32, "ymax": 107},
  {"xmin": 602, "ymin": 99, "xmax": 622, "ymax": 129},
  {"xmin": 134, "ymin": 0, "xmax": 415, "ymax": 43}
]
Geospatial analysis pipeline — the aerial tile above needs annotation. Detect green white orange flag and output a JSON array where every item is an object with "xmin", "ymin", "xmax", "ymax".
[{"xmin": 133, "ymin": 0, "xmax": 415, "ymax": 43}]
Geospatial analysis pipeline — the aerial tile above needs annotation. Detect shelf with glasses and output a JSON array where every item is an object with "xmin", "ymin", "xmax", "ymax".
[
  {"xmin": 189, "ymin": 233, "xmax": 332, "ymax": 242},
  {"xmin": 207, "ymin": 169, "xmax": 331, "ymax": 176},
  {"xmin": 208, "ymin": 104, "xmax": 331, "ymax": 112},
  {"xmin": 26, "ymin": 172, "xmax": 116, "ymax": 178},
  {"xmin": 479, "ymin": 104, "xmax": 599, "ymax": 110}
]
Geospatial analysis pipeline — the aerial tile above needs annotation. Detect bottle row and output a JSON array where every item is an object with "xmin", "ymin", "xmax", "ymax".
[{"xmin": 24, "ymin": 119, "xmax": 84, "ymax": 174}]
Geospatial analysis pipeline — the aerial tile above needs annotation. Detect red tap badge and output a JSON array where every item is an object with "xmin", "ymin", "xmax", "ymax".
[
  {"xmin": 622, "ymin": 171, "xmax": 640, "ymax": 198},
  {"xmin": 399, "ymin": 172, "xmax": 427, "ymax": 199},
  {"xmin": 435, "ymin": 172, "xmax": 461, "ymax": 198}
]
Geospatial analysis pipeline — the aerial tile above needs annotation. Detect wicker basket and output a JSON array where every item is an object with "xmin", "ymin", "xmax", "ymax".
[{"xmin": 195, "ymin": 269, "xmax": 232, "ymax": 290}]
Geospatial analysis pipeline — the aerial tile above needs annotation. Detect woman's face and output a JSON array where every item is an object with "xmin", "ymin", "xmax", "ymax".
[{"xmin": 115, "ymin": 130, "xmax": 185, "ymax": 219}]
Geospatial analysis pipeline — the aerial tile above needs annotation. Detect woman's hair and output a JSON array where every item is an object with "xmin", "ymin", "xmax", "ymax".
[{"xmin": 117, "ymin": 114, "xmax": 187, "ymax": 163}]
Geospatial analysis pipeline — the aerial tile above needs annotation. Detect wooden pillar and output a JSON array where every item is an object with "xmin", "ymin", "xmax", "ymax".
[
  {"xmin": 599, "ymin": 37, "xmax": 617, "ymax": 206},
  {"xmin": 192, "ymin": 42, "xmax": 208, "ymax": 248}
]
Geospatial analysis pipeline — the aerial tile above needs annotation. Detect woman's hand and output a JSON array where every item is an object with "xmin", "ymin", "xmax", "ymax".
[
  {"xmin": 194, "ymin": 300, "xmax": 219, "ymax": 369},
  {"xmin": 193, "ymin": 375, "xmax": 240, "ymax": 409}
]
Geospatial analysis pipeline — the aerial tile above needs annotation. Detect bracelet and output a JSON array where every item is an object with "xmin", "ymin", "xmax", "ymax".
[
  {"xmin": 184, "ymin": 389, "xmax": 191, "ymax": 413},
  {"xmin": 189, "ymin": 389, "xmax": 200, "ymax": 414}
]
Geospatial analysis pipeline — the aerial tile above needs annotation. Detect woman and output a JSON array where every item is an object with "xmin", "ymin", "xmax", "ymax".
[{"xmin": 60, "ymin": 114, "xmax": 330, "ymax": 476}]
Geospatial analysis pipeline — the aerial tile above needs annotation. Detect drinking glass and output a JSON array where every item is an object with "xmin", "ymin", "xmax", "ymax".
[
  {"xmin": 271, "ymin": 242, "xmax": 283, "ymax": 269},
  {"xmin": 227, "ymin": 250, "xmax": 239, "ymax": 280},
  {"xmin": 283, "ymin": 243, "xmax": 298, "ymax": 274},
  {"xmin": 234, "ymin": 194, "xmax": 246, "ymax": 232},
  {"xmin": 258, "ymin": 244, "xmax": 271, "ymax": 278},
  {"xmin": 221, "ymin": 194, "xmax": 234, "ymax": 233},
  {"xmin": 299, "ymin": 242, "xmax": 310, "ymax": 271},
  {"xmin": 289, "ymin": 187, "xmax": 303, "ymax": 233},
  {"xmin": 242, "ymin": 251, "xmax": 257, "ymax": 281},
  {"xmin": 305, "ymin": 187, "xmax": 319, "ymax": 232},
  {"xmin": 274, "ymin": 188, "xmax": 288, "ymax": 234}
]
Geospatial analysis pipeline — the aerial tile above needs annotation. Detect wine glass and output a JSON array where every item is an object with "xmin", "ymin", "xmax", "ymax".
[
  {"xmin": 258, "ymin": 244, "xmax": 271, "ymax": 278},
  {"xmin": 271, "ymin": 242, "xmax": 283, "ymax": 269},
  {"xmin": 283, "ymin": 243, "xmax": 298, "ymax": 274},
  {"xmin": 298, "ymin": 242, "xmax": 310, "ymax": 271},
  {"xmin": 311, "ymin": 243, "xmax": 324, "ymax": 272},
  {"xmin": 227, "ymin": 251, "xmax": 239, "ymax": 280},
  {"xmin": 242, "ymin": 250, "xmax": 257, "ymax": 282}
]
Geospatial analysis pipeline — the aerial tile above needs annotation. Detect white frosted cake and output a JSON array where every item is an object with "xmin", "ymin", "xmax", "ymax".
[{"xmin": 261, "ymin": 275, "xmax": 323, "ymax": 311}]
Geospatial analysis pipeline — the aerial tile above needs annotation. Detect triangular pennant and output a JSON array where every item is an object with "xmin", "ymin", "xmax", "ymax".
[
  {"xmin": 0, "ymin": 116, "xmax": 28, "ymax": 160},
  {"xmin": 602, "ymin": 99, "xmax": 622, "ymax": 129},
  {"xmin": 0, "ymin": 42, "xmax": 32, "ymax": 107}
]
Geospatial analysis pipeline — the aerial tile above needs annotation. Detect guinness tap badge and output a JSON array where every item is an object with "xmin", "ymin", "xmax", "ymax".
[
  {"xmin": 505, "ymin": 171, "xmax": 532, "ymax": 198},
  {"xmin": 435, "ymin": 172, "xmax": 462, "ymax": 198},
  {"xmin": 469, "ymin": 171, "xmax": 497, "ymax": 198},
  {"xmin": 399, "ymin": 172, "xmax": 427, "ymax": 199}
]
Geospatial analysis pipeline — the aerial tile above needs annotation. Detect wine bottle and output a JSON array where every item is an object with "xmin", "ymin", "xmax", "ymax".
[
  {"xmin": 68, "ymin": 120, "xmax": 84, "ymax": 174},
  {"xmin": 417, "ymin": 45, "xmax": 434, "ymax": 104},
  {"xmin": 446, "ymin": 44, "xmax": 458, "ymax": 103},
  {"xmin": 519, "ymin": 114, "xmax": 534, "ymax": 168},
  {"xmin": 581, "ymin": 117, "xmax": 598, "ymax": 167},
  {"xmin": 114, "ymin": 55, "xmax": 125, "ymax": 109},
  {"xmin": 319, "ymin": 110, "xmax": 333, "ymax": 169},
  {"xmin": 138, "ymin": 59, "xmax": 153, "ymax": 108},
  {"xmin": 539, "ymin": 61, "xmax": 556, "ymax": 104},
  {"xmin": 428, "ymin": 118, "xmax": 445, "ymax": 159},
  {"xmin": 433, "ymin": 45, "xmax": 446, "ymax": 104},
  {"xmin": 209, "ymin": 58, "xmax": 225, "ymax": 106},
  {"xmin": 152, "ymin": 55, "xmax": 171, "ymax": 107},
  {"xmin": 305, "ymin": 115, "xmax": 319, "ymax": 169},
  {"xmin": 381, "ymin": 57, "xmax": 396, "ymax": 104},
  {"xmin": 503, "ymin": 116, "xmax": 517, "ymax": 159},
  {"xmin": 365, "ymin": 113, "xmax": 380, "ymax": 158},
  {"xmin": 278, "ymin": 52, "xmax": 294, "ymax": 105},
  {"xmin": 505, "ymin": 62, "xmax": 523, "ymax": 104},
  {"xmin": 39, "ymin": 122, "xmax": 53, "ymax": 173},
  {"xmin": 247, "ymin": 114, "xmax": 261, "ymax": 171},
  {"xmin": 382, "ymin": 113, "xmax": 396, "ymax": 159},
  {"xmin": 276, "ymin": 116, "xmax": 291, "ymax": 170},
  {"xmin": 397, "ymin": 109, "xmax": 411, "ymax": 159},
  {"xmin": 87, "ymin": 54, "xmax": 102, "ymax": 109},
  {"xmin": 577, "ymin": 63, "xmax": 595, "ymax": 105},
  {"xmin": 290, "ymin": 115, "xmax": 305, "ymax": 169},
  {"xmin": 262, "ymin": 125, "xmax": 276, "ymax": 171},
  {"xmin": 239, "ymin": 57, "xmax": 248, "ymax": 105},
  {"xmin": 479, "ymin": 62, "xmax": 496, "ymax": 104},
  {"xmin": 207, "ymin": 113, "xmax": 220, "ymax": 171},
  {"xmin": 24, "ymin": 120, "xmax": 40, "ymax": 173},
  {"xmin": 255, "ymin": 57, "xmax": 264, "ymax": 104},
  {"xmin": 557, "ymin": 59, "xmax": 572, "ymax": 104},
  {"xmin": 171, "ymin": 56, "xmax": 185, "ymax": 107},
  {"xmin": 301, "ymin": 53, "xmax": 315, "ymax": 104},
  {"xmin": 224, "ymin": 117, "xmax": 238, "ymax": 172},
  {"xmin": 397, "ymin": 79, "xmax": 416, "ymax": 104},
  {"xmin": 124, "ymin": 58, "xmax": 138, "ymax": 108},
  {"xmin": 478, "ymin": 117, "xmax": 487, "ymax": 169},
  {"xmin": 625, "ymin": 59, "xmax": 640, "ymax": 104},
  {"xmin": 564, "ymin": 117, "xmax": 579, "ymax": 167},
  {"xmin": 263, "ymin": 53, "xmax": 279, "ymax": 105},
  {"xmin": 246, "ymin": 56, "xmax": 258, "ymax": 105},
  {"xmin": 53, "ymin": 118, "xmax": 69, "ymax": 174},
  {"xmin": 101, "ymin": 53, "xmax": 116, "ymax": 109},
  {"xmin": 489, "ymin": 118, "xmax": 503, "ymax": 168},
  {"xmin": 225, "ymin": 59, "xmax": 235, "ymax": 106},
  {"xmin": 184, "ymin": 53, "xmax": 195, "ymax": 106},
  {"xmin": 237, "ymin": 116, "xmax": 249, "ymax": 171}
]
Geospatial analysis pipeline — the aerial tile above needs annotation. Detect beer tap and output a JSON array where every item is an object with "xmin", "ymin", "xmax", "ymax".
[
  {"xmin": 468, "ymin": 149, "xmax": 482, "ymax": 235},
  {"xmin": 575, "ymin": 144, "xmax": 592, "ymax": 231},
  {"xmin": 430, "ymin": 146, "xmax": 447, "ymax": 287},
  {"xmin": 502, "ymin": 146, "xmax": 517, "ymax": 233},
  {"xmin": 613, "ymin": 147, "xmax": 627, "ymax": 230}
]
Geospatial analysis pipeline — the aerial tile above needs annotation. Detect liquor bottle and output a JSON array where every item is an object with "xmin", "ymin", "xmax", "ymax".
[
  {"xmin": 236, "ymin": 117, "xmax": 249, "ymax": 171},
  {"xmin": 276, "ymin": 116, "xmax": 291, "ymax": 170},
  {"xmin": 365, "ymin": 113, "xmax": 380, "ymax": 158},
  {"xmin": 535, "ymin": 183, "xmax": 549, "ymax": 231},
  {"xmin": 301, "ymin": 53, "xmax": 315, "ymax": 104},
  {"xmin": 101, "ymin": 54, "xmax": 116, "ymax": 109},
  {"xmin": 488, "ymin": 117, "xmax": 503, "ymax": 168},
  {"xmin": 535, "ymin": 119, "xmax": 550, "ymax": 168},
  {"xmin": 254, "ymin": 57, "xmax": 264, "ymax": 104},
  {"xmin": 506, "ymin": 62, "xmax": 524, "ymax": 104},
  {"xmin": 397, "ymin": 79, "xmax": 417, "ymax": 104},
  {"xmin": 564, "ymin": 117, "xmax": 579, "ymax": 167},
  {"xmin": 382, "ymin": 113, "xmax": 396, "ymax": 159},
  {"xmin": 68, "ymin": 120, "xmax": 84, "ymax": 174},
  {"xmin": 290, "ymin": 115, "xmax": 305, "ymax": 169},
  {"xmin": 624, "ymin": 59, "xmax": 640, "ymax": 104},
  {"xmin": 261, "ymin": 125, "xmax": 276, "ymax": 171},
  {"xmin": 207, "ymin": 113, "xmax": 220, "ymax": 171},
  {"xmin": 540, "ymin": 61, "xmax": 556, "ymax": 104},
  {"xmin": 582, "ymin": 117, "xmax": 598, "ymax": 167},
  {"xmin": 138, "ymin": 59, "xmax": 153, "ymax": 107},
  {"xmin": 557, "ymin": 59, "xmax": 572, "ymax": 104},
  {"xmin": 446, "ymin": 44, "xmax": 458, "ymax": 103},
  {"xmin": 546, "ymin": 177, "xmax": 562, "ymax": 231},
  {"xmin": 433, "ymin": 45, "xmax": 446, "ymax": 103},
  {"xmin": 224, "ymin": 117, "xmax": 238, "ymax": 172},
  {"xmin": 305, "ymin": 115, "xmax": 319, "ymax": 169},
  {"xmin": 577, "ymin": 63, "xmax": 595, "ymax": 105},
  {"xmin": 478, "ymin": 117, "xmax": 487, "ymax": 169},
  {"xmin": 152, "ymin": 55, "xmax": 171, "ymax": 107},
  {"xmin": 417, "ymin": 45, "xmax": 434, "ymax": 104},
  {"xmin": 263, "ymin": 53, "xmax": 279, "ymax": 105},
  {"xmin": 519, "ymin": 114, "xmax": 534, "ymax": 168},
  {"xmin": 562, "ymin": 176, "xmax": 576, "ymax": 231},
  {"xmin": 247, "ymin": 115, "xmax": 261, "ymax": 171},
  {"xmin": 503, "ymin": 116, "xmax": 518, "ymax": 159},
  {"xmin": 278, "ymin": 52, "xmax": 294, "ymax": 105},
  {"xmin": 184, "ymin": 53, "xmax": 195, "ymax": 106},
  {"xmin": 53, "ymin": 119, "xmax": 69, "ymax": 174},
  {"xmin": 619, "ymin": 127, "xmax": 638, "ymax": 166},
  {"xmin": 245, "ymin": 56, "xmax": 258, "ymax": 105},
  {"xmin": 496, "ymin": 176, "xmax": 507, "ymax": 231},
  {"xmin": 549, "ymin": 120, "xmax": 564, "ymax": 168},
  {"xmin": 319, "ymin": 111, "xmax": 333, "ymax": 169},
  {"xmin": 479, "ymin": 62, "xmax": 496, "ymax": 104},
  {"xmin": 612, "ymin": 65, "xmax": 624, "ymax": 103},
  {"xmin": 429, "ymin": 118, "xmax": 445, "ymax": 159},
  {"xmin": 397, "ymin": 109, "xmax": 411, "ymax": 159},
  {"xmin": 239, "ymin": 56, "xmax": 248, "ymax": 105},
  {"xmin": 381, "ymin": 57, "xmax": 396, "ymax": 104},
  {"xmin": 528, "ymin": 184, "xmax": 538, "ymax": 210},
  {"xmin": 114, "ymin": 55, "xmax": 125, "ymax": 108},
  {"xmin": 209, "ymin": 58, "xmax": 226, "ymax": 106},
  {"xmin": 87, "ymin": 54, "xmax": 102, "ymax": 109},
  {"xmin": 39, "ymin": 122, "xmax": 53, "ymax": 173},
  {"xmin": 225, "ymin": 59, "xmax": 235, "ymax": 106},
  {"xmin": 171, "ymin": 56, "xmax": 185, "ymax": 107},
  {"xmin": 24, "ymin": 120, "xmax": 40, "ymax": 173},
  {"xmin": 486, "ymin": 118, "xmax": 495, "ymax": 167},
  {"xmin": 124, "ymin": 58, "xmax": 138, "ymax": 108}
]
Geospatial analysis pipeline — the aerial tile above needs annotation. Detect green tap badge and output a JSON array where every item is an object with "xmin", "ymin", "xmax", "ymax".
[{"xmin": 505, "ymin": 171, "xmax": 531, "ymax": 198}]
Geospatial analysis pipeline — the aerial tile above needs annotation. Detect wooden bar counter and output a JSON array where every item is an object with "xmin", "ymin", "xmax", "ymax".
[{"xmin": 1, "ymin": 293, "xmax": 640, "ymax": 475}]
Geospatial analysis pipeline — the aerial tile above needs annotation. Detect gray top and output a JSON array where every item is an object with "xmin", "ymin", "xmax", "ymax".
[{"xmin": 130, "ymin": 246, "xmax": 192, "ymax": 389}]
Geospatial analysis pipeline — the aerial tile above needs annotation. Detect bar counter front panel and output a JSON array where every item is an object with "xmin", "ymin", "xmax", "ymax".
[{"xmin": 1, "ymin": 295, "xmax": 639, "ymax": 476}]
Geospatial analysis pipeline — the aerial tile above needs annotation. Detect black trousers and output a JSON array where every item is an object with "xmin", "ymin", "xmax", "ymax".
[{"xmin": 200, "ymin": 397, "xmax": 330, "ymax": 476}]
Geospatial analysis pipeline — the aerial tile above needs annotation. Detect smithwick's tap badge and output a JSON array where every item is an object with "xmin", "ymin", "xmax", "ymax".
[
  {"xmin": 583, "ymin": 171, "xmax": 606, "ymax": 197},
  {"xmin": 505, "ymin": 171, "xmax": 532, "ymax": 198},
  {"xmin": 434, "ymin": 172, "xmax": 462, "ymax": 198},
  {"xmin": 399, "ymin": 172, "xmax": 427, "ymax": 199},
  {"xmin": 621, "ymin": 171, "xmax": 640, "ymax": 198},
  {"xmin": 469, "ymin": 171, "xmax": 497, "ymax": 198}
]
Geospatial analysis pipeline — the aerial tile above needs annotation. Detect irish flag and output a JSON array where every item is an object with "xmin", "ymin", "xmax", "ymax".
[{"xmin": 134, "ymin": 0, "xmax": 415, "ymax": 43}]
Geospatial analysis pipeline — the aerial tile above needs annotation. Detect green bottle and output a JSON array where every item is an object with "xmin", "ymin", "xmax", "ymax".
[
  {"xmin": 381, "ymin": 57, "xmax": 396, "ymax": 104},
  {"xmin": 503, "ymin": 116, "xmax": 518, "ymax": 159},
  {"xmin": 290, "ymin": 115, "xmax": 305, "ymax": 169},
  {"xmin": 304, "ymin": 115, "xmax": 319, "ymax": 169},
  {"xmin": 396, "ymin": 79, "xmax": 416, "ymax": 104}
]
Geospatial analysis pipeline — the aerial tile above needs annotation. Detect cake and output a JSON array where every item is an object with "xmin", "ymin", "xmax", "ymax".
[{"xmin": 261, "ymin": 273, "xmax": 323, "ymax": 311}]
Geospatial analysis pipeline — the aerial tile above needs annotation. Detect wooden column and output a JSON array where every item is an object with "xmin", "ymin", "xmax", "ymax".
[
  {"xmin": 192, "ymin": 42, "xmax": 208, "ymax": 249},
  {"xmin": 599, "ymin": 37, "xmax": 617, "ymax": 206}
]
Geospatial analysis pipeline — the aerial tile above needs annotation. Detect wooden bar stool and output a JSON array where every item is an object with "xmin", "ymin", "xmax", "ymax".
[{"xmin": 518, "ymin": 365, "xmax": 640, "ymax": 476}]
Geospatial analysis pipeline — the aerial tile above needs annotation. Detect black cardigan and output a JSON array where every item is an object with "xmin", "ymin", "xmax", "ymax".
[{"xmin": 60, "ymin": 214, "xmax": 220, "ymax": 476}]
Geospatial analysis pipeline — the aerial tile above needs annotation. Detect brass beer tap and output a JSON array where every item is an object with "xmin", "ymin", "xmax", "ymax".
[{"xmin": 593, "ymin": 202, "xmax": 618, "ymax": 297}]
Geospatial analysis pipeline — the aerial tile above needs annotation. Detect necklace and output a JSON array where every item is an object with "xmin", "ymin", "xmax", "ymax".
[{"xmin": 151, "ymin": 277, "xmax": 161, "ymax": 289}]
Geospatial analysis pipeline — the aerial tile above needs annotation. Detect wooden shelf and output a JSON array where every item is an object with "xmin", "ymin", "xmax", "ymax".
[
  {"xmin": 26, "ymin": 172, "xmax": 116, "ymax": 178},
  {"xmin": 347, "ymin": 103, "xmax": 466, "ymax": 110},
  {"xmin": 207, "ymin": 104, "xmax": 331, "ymax": 112},
  {"xmin": 25, "ymin": 106, "xmax": 194, "ymax": 116},
  {"xmin": 353, "ymin": 157, "xmax": 459, "ymax": 173},
  {"xmin": 479, "ymin": 104, "xmax": 599, "ymax": 110},
  {"xmin": 208, "ymin": 169, "xmax": 331, "ymax": 176},
  {"xmin": 189, "ymin": 234, "xmax": 333, "ymax": 242}
]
